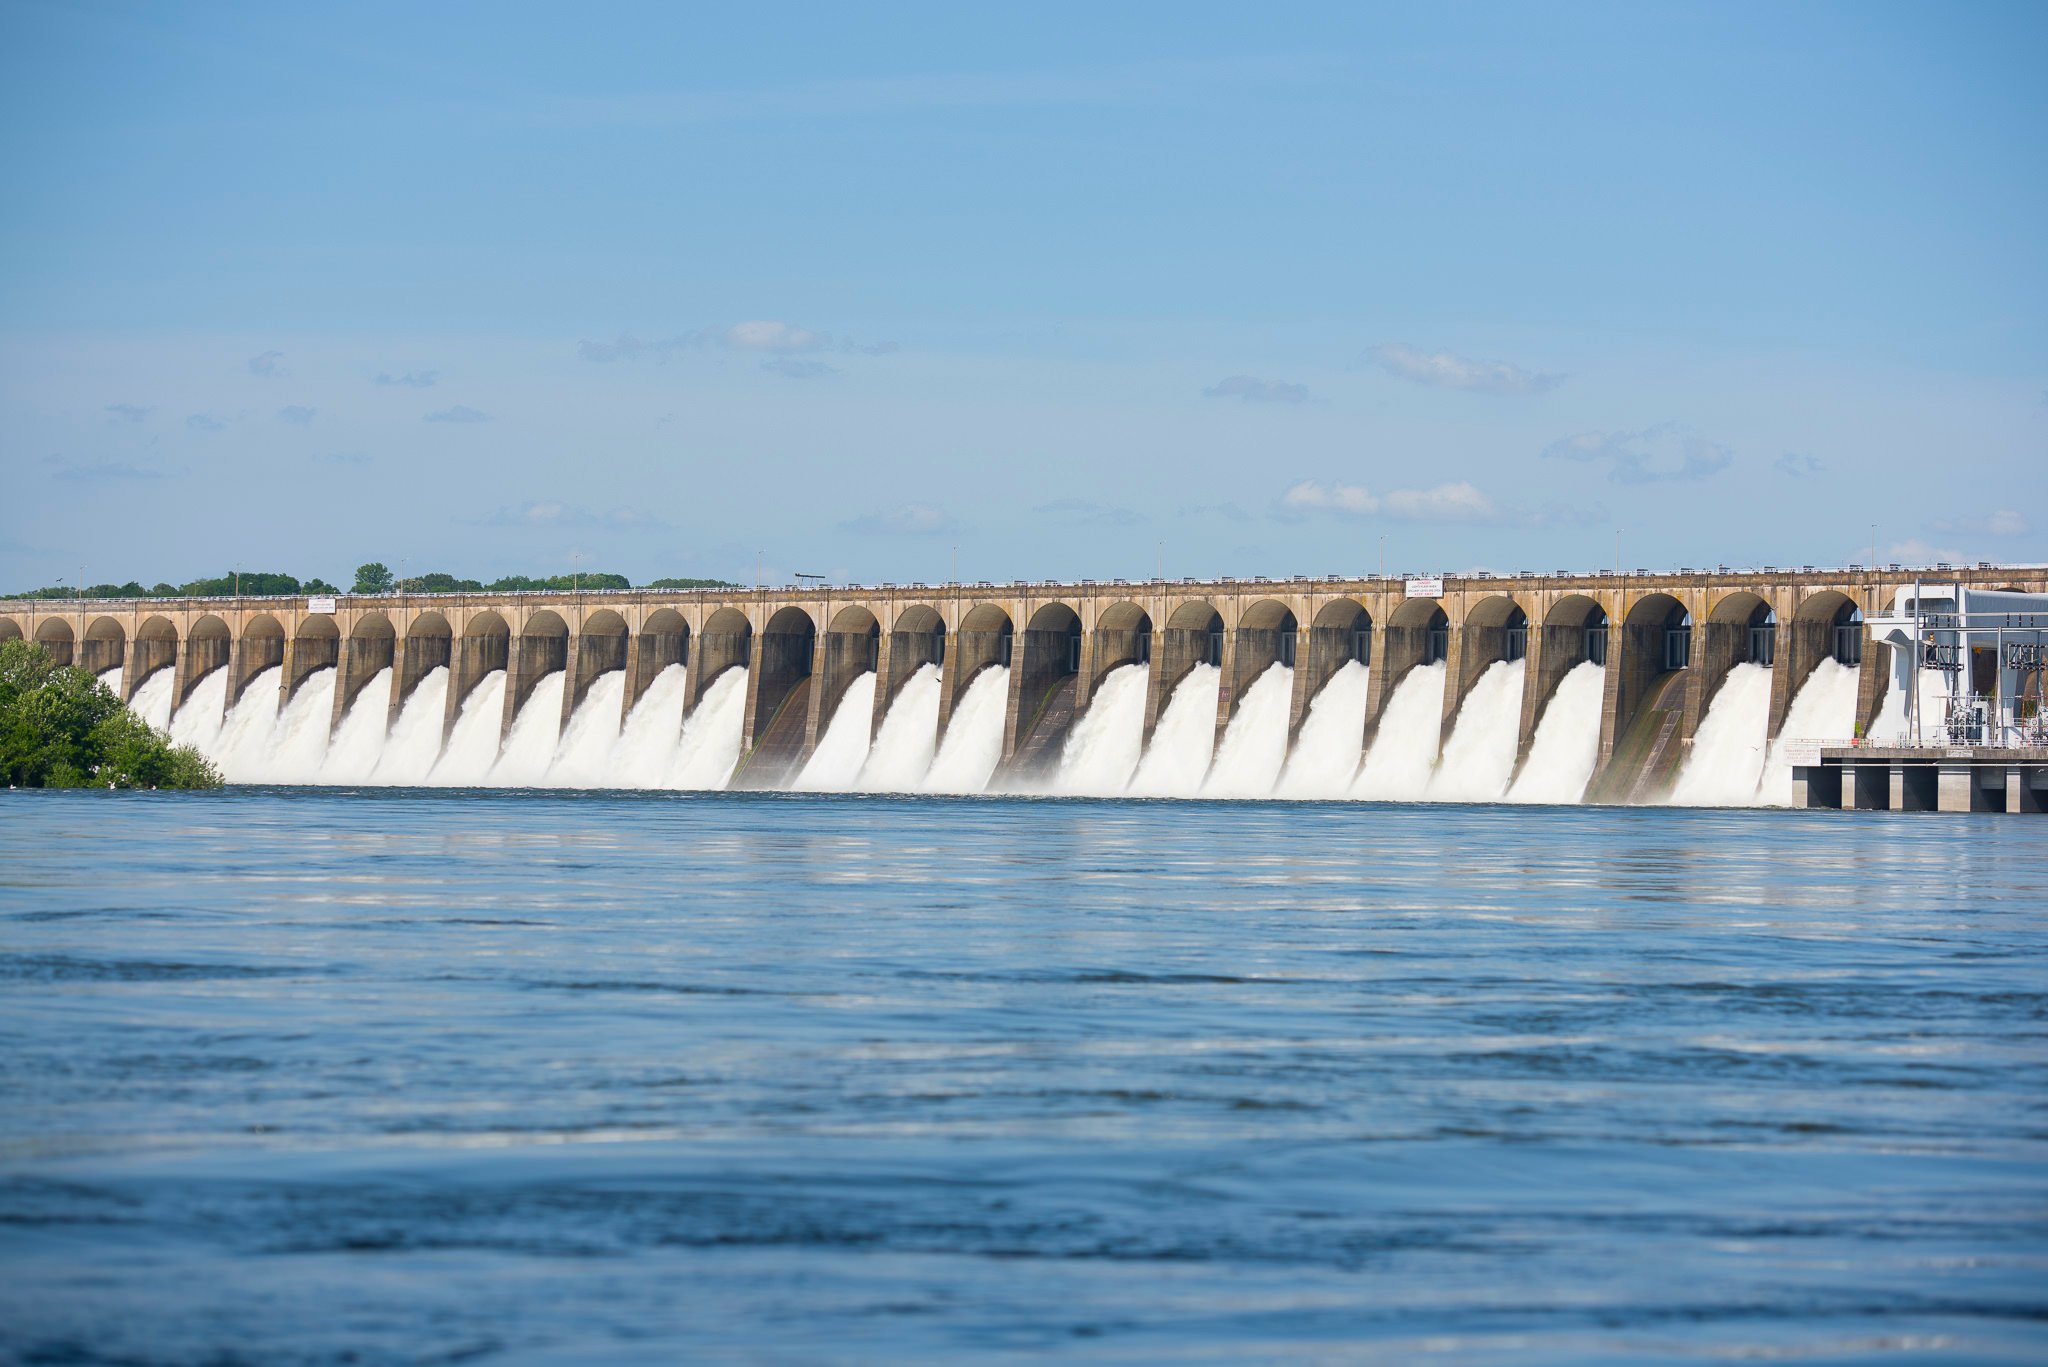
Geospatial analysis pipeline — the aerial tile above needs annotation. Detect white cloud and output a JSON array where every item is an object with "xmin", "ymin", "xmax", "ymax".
[
  {"xmin": 1203, "ymin": 375, "xmax": 1310, "ymax": 404},
  {"xmin": 1034, "ymin": 497, "xmax": 1144, "ymax": 527},
  {"xmin": 761, "ymin": 357, "xmax": 836, "ymax": 380},
  {"xmin": 578, "ymin": 320, "xmax": 891, "ymax": 363},
  {"xmin": 1928, "ymin": 509, "xmax": 2030, "ymax": 538},
  {"xmin": 277, "ymin": 405, "xmax": 316, "ymax": 426},
  {"xmin": 105, "ymin": 403, "xmax": 151, "ymax": 423},
  {"xmin": 1367, "ymin": 344, "xmax": 1561, "ymax": 396},
  {"xmin": 185, "ymin": 413, "xmax": 227, "ymax": 433},
  {"xmin": 1282, "ymin": 479, "xmax": 1498, "ymax": 522},
  {"xmin": 1773, "ymin": 452, "xmax": 1825, "ymax": 477},
  {"xmin": 1881, "ymin": 538, "xmax": 1970, "ymax": 567},
  {"xmin": 247, "ymin": 350, "xmax": 285, "ymax": 378},
  {"xmin": 722, "ymin": 320, "xmax": 828, "ymax": 353},
  {"xmin": 423, "ymin": 405, "xmax": 492, "ymax": 423},
  {"xmin": 375, "ymin": 369, "xmax": 439, "ymax": 387},
  {"xmin": 1541, "ymin": 424, "xmax": 1731, "ymax": 484},
  {"xmin": 840, "ymin": 503, "xmax": 956, "ymax": 536}
]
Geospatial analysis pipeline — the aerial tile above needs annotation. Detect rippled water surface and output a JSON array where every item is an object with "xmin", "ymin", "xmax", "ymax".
[{"xmin": 3, "ymin": 789, "xmax": 2045, "ymax": 1363}]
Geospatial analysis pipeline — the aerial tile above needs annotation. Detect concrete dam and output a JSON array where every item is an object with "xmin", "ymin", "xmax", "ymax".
[{"xmin": 6, "ymin": 564, "xmax": 2043, "ymax": 809}]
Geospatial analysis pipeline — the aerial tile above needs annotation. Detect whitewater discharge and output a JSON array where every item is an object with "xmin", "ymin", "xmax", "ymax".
[
  {"xmin": 1427, "ymin": 659, "xmax": 1526, "ymax": 803},
  {"xmin": 116, "ymin": 643, "xmax": 1843, "ymax": 807},
  {"xmin": 1204, "ymin": 663, "xmax": 1293, "ymax": 798},
  {"xmin": 1506, "ymin": 662, "xmax": 1605, "ymax": 804},
  {"xmin": 793, "ymin": 673, "xmax": 877, "ymax": 791},
  {"xmin": 857, "ymin": 664, "xmax": 940, "ymax": 792},
  {"xmin": 1353, "ymin": 662, "xmax": 1446, "ymax": 800},
  {"xmin": 1275, "ymin": 661, "xmax": 1369, "ymax": 798},
  {"xmin": 1669, "ymin": 662, "xmax": 1772, "ymax": 806},
  {"xmin": 922, "ymin": 665, "xmax": 1008, "ymax": 794}
]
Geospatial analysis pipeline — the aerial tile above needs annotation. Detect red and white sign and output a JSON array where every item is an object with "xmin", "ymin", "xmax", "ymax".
[
  {"xmin": 308, "ymin": 596, "xmax": 337, "ymax": 615},
  {"xmin": 1405, "ymin": 576, "xmax": 1444, "ymax": 599}
]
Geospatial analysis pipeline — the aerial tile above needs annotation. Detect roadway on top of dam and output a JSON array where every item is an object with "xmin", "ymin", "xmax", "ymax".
[{"xmin": 7, "ymin": 563, "xmax": 2044, "ymax": 798}]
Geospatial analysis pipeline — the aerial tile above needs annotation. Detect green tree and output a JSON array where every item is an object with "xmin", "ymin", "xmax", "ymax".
[
  {"xmin": 645, "ymin": 577, "xmax": 743, "ymax": 589},
  {"xmin": 0, "ymin": 641, "xmax": 220, "ymax": 789},
  {"xmin": 303, "ymin": 578, "xmax": 340, "ymax": 595},
  {"xmin": 352, "ymin": 562, "xmax": 395, "ymax": 594}
]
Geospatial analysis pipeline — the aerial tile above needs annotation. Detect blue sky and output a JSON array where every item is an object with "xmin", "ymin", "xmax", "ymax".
[{"xmin": 3, "ymin": 0, "xmax": 2043, "ymax": 589}]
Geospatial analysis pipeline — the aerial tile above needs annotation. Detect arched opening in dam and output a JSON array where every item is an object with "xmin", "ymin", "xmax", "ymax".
[
  {"xmin": 1089, "ymin": 602, "xmax": 1152, "ymax": 696},
  {"xmin": 569, "ymin": 609, "xmax": 628, "ymax": 719},
  {"xmin": 626, "ymin": 608, "xmax": 689, "ymax": 718},
  {"xmin": 1146, "ymin": 601, "xmax": 1222, "ymax": 745},
  {"xmin": 395, "ymin": 611, "xmax": 451, "ymax": 718},
  {"xmin": 1361, "ymin": 598, "xmax": 1450, "ymax": 758},
  {"xmin": 1445, "ymin": 595, "xmax": 1528, "ymax": 734},
  {"xmin": 1593, "ymin": 593, "xmax": 1691, "ymax": 802},
  {"xmin": 132, "ymin": 615, "xmax": 180, "ymax": 700},
  {"xmin": 1007, "ymin": 602, "xmax": 1083, "ymax": 772},
  {"xmin": 508, "ymin": 610, "xmax": 568, "ymax": 726},
  {"xmin": 0, "ymin": 615, "xmax": 20, "ymax": 642},
  {"xmin": 1297, "ymin": 599, "xmax": 1370, "ymax": 722},
  {"xmin": 815, "ymin": 606, "xmax": 881, "ymax": 741},
  {"xmin": 881, "ymin": 604, "xmax": 945, "ymax": 720},
  {"xmin": 448, "ymin": 610, "xmax": 509, "ymax": 720},
  {"xmin": 286, "ymin": 614, "xmax": 338, "ymax": 705},
  {"xmin": 736, "ymin": 607, "xmax": 817, "ymax": 786},
  {"xmin": 1227, "ymin": 600, "xmax": 1299, "ymax": 725},
  {"xmin": 181, "ymin": 616, "xmax": 233, "ymax": 710},
  {"xmin": 692, "ymin": 607, "xmax": 752, "ymax": 705},
  {"xmin": 1517, "ymin": 595, "xmax": 1608, "ymax": 766},
  {"xmin": 228, "ymin": 614, "xmax": 283, "ymax": 707},
  {"xmin": 81, "ymin": 616, "xmax": 127, "ymax": 678},
  {"xmin": 338, "ymin": 613, "xmax": 396, "ymax": 720},
  {"xmin": 34, "ymin": 616, "xmax": 75, "ymax": 668}
]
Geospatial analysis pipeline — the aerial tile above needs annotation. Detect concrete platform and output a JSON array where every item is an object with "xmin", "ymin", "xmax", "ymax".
[{"xmin": 1792, "ymin": 745, "xmax": 2048, "ymax": 813}]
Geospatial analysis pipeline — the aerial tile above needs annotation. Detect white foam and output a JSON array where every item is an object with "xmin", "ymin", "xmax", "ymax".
[
  {"xmin": 1507, "ymin": 662, "xmax": 1605, "ymax": 805},
  {"xmin": 670, "ymin": 667, "xmax": 747, "ymax": 790},
  {"xmin": 1204, "ymin": 663, "xmax": 1293, "ymax": 798},
  {"xmin": 1756, "ymin": 658, "xmax": 1859, "ymax": 805},
  {"xmin": 923, "ymin": 664, "xmax": 1009, "ymax": 793},
  {"xmin": 429, "ymin": 671, "xmax": 506, "ymax": 785},
  {"xmin": 1275, "ymin": 661, "xmax": 1370, "ymax": 798},
  {"xmin": 859, "ymin": 663, "xmax": 941, "ymax": 791},
  {"xmin": 374, "ymin": 667, "xmax": 449, "ymax": 785},
  {"xmin": 1669, "ymin": 662, "xmax": 1771, "ymax": 807},
  {"xmin": 1128, "ymin": 663, "xmax": 1220, "ymax": 798},
  {"xmin": 1353, "ymin": 662, "xmax": 1445, "ymax": 800},
  {"xmin": 794, "ymin": 672, "xmax": 878, "ymax": 790},
  {"xmin": 1427, "ymin": 659, "xmax": 1526, "ymax": 803},
  {"xmin": 490, "ymin": 673, "xmax": 567, "ymax": 786},
  {"xmin": 545, "ymin": 672, "xmax": 626, "ymax": 788},
  {"xmin": 1049, "ymin": 663, "xmax": 1147, "ymax": 796}
]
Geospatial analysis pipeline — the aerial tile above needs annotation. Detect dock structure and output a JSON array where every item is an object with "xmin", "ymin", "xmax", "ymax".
[{"xmin": 1791, "ymin": 744, "xmax": 2048, "ymax": 814}]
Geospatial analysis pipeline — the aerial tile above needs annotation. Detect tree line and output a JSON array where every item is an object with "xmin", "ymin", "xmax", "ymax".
[{"xmin": 8, "ymin": 565, "xmax": 741, "ymax": 600}]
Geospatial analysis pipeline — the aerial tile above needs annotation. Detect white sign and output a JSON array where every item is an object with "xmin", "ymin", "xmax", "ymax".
[
  {"xmin": 308, "ymin": 596, "xmax": 337, "ymax": 615},
  {"xmin": 1405, "ymin": 576, "xmax": 1444, "ymax": 599}
]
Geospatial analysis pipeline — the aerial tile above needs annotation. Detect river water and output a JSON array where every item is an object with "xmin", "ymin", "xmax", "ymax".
[{"xmin": 3, "ymin": 790, "xmax": 2044, "ymax": 1363}]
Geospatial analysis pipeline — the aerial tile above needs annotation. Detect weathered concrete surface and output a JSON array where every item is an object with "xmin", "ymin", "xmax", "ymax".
[{"xmin": 8, "ymin": 565, "xmax": 2040, "ymax": 793}]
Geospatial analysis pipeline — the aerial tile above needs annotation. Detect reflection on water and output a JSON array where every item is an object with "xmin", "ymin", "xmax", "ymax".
[{"xmin": 1, "ymin": 790, "xmax": 2045, "ymax": 1361}]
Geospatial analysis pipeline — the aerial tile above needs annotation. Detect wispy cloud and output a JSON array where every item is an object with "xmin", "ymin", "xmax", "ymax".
[
  {"xmin": 1882, "ymin": 538, "xmax": 1969, "ymax": 567},
  {"xmin": 105, "ymin": 403, "xmax": 152, "ymax": 423},
  {"xmin": 1541, "ymin": 424, "xmax": 1731, "ymax": 484},
  {"xmin": 579, "ymin": 320, "xmax": 894, "ymax": 363},
  {"xmin": 472, "ymin": 500, "xmax": 669, "ymax": 530},
  {"xmin": 1203, "ymin": 375, "xmax": 1310, "ymax": 404},
  {"xmin": 424, "ymin": 405, "xmax": 492, "ymax": 424},
  {"xmin": 310, "ymin": 451, "xmax": 371, "ymax": 466},
  {"xmin": 375, "ymin": 369, "xmax": 439, "ymax": 388},
  {"xmin": 247, "ymin": 350, "xmax": 285, "ymax": 378},
  {"xmin": 1773, "ymin": 452, "xmax": 1825, "ymax": 477},
  {"xmin": 762, "ymin": 357, "xmax": 836, "ymax": 380},
  {"xmin": 1033, "ymin": 497, "xmax": 1144, "ymax": 527},
  {"xmin": 1929, "ymin": 509, "xmax": 2029, "ymax": 538},
  {"xmin": 277, "ymin": 405, "xmax": 317, "ymax": 426},
  {"xmin": 185, "ymin": 413, "xmax": 227, "ymax": 433},
  {"xmin": 1367, "ymin": 344, "xmax": 1562, "ymax": 396},
  {"xmin": 44, "ymin": 454, "xmax": 175, "ymax": 483},
  {"xmin": 1280, "ymin": 479, "xmax": 1499, "ymax": 522},
  {"xmin": 840, "ymin": 503, "xmax": 957, "ymax": 536}
]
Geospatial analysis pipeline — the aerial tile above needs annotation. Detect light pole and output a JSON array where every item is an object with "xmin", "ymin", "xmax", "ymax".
[{"xmin": 1378, "ymin": 535, "xmax": 1386, "ymax": 582}]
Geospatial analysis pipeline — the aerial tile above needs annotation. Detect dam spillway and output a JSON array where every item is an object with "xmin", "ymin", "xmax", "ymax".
[{"xmin": 5, "ymin": 564, "xmax": 2043, "ymax": 809}]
